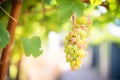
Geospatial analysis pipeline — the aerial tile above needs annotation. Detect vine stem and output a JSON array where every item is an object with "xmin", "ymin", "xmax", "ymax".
[
  {"xmin": 0, "ymin": 0, "xmax": 22, "ymax": 80},
  {"xmin": 0, "ymin": 5, "xmax": 17, "ymax": 22},
  {"xmin": 41, "ymin": 0, "xmax": 45, "ymax": 25}
]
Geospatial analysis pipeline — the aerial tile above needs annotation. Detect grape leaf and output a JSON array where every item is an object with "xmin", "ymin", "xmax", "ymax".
[
  {"xmin": 22, "ymin": 36, "xmax": 43, "ymax": 57},
  {"xmin": 57, "ymin": 0, "xmax": 73, "ymax": 20},
  {"xmin": 0, "ymin": 24, "xmax": 10, "ymax": 48},
  {"xmin": 58, "ymin": 7, "xmax": 73, "ymax": 21},
  {"xmin": 44, "ymin": 0, "xmax": 51, "ymax": 4},
  {"xmin": 57, "ymin": 0, "xmax": 73, "ymax": 9},
  {"xmin": 90, "ymin": 0, "xmax": 102, "ymax": 6},
  {"xmin": 73, "ymin": 1, "xmax": 84, "ymax": 17},
  {"xmin": 57, "ymin": 0, "xmax": 85, "ymax": 20}
]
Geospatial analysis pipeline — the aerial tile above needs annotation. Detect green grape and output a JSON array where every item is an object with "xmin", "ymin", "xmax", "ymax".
[
  {"xmin": 65, "ymin": 36, "xmax": 70, "ymax": 40},
  {"xmin": 79, "ymin": 30, "xmax": 87, "ymax": 38},
  {"xmin": 77, "ymin": 49, "xmax": 82, "ymax": 55},
  {"xmin": 66, "ymin": 59, "xmax": 70, "ymax": 62},
  {"xmin": 75, "ymin": 64, "xmax": 81, "ymax": 69},
  {"xmin": 64, "ymin": 40, "xmax": 68, "ymax": 46},
  {"xmin": 66, "ymin": 54, "xmax": 71, "ymax": 59},
  {"xmin": 88, "ymin": 25, "xmax": 92, "ymax": 30},
  {"xmin": 73, "ymin": 29, "xmax": 80, "ymax": 33},
  {"xmin": 70, "ymin": 61, "xmax": 76, "ymax": 66},
  {"xmin": 76, "ymin": 35, "xmax": 81, "ymax": 41},
  {"xmin": 68, "ymin": 44, "xmax": 72, "ymax": 49},
  {"xmin": 64, "ymin": 48, "xmax": 69, "ymax": 53},
  {"xmin": 76, "ymin": 17, "xmax": 80, "ymax": 24},
  {"xmin": 64, "ymin": 16, "xmax": 93, "ymax": 71},
  {"xmin": 72, "ymin": 45, "xmax": 78, "ymax": 50},
  {"xmin": 75, "ymin": 24, "xmax": 79, "ymax": 28},
  {"xmin": 78, "ymin": 50, "xmax": 86, "ymax": 58},
  {"xmin": 69, "ymin": 57, "xmax": 74, "ymax": 62},
  {"xmin": 76, "ymin": 17, "xmax": 87, "ymax": 24},
  {"xmin": 69, "ymin": 49, "xmax": 74, "ymax": 54},
  {"xmin": 76, "ymin": 57, "xmax": 81, "ymax": 62},
  {"xmin": 71, "ymin": 53, "xmax": 77, "ymax": 58}
]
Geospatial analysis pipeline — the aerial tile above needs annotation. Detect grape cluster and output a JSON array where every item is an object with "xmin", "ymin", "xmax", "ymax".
[{"xmin": 64, "ymin": 16, "xmax": 93, "ymax": 71}]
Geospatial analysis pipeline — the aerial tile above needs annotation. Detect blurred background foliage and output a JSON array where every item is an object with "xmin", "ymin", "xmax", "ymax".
[{"xmin": 0, "ymin": 0, "xmax": 120, "ymax": 79}]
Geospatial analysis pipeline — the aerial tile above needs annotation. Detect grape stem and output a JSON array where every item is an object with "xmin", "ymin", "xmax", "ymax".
[{"xmin": 72, "ymin": 13, "xmax": 75, "ymax": 30}]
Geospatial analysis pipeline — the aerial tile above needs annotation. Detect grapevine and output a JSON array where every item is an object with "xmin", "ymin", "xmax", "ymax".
[{"xmin": 64, "ymin": 14, "xmax": 93, "ymax": 71}]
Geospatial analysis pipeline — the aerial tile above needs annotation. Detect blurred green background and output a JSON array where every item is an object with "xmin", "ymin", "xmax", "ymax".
[{"xmin": 0, "ymin": 0, "xmax": 120, "ymax": 80}]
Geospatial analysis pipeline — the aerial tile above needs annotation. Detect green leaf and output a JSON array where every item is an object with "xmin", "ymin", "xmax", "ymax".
[
  {"xmin": 58, "ymin": 8, "xmax": 73, "ymax": 21},
  {"xmin": 44, "ymin": 0, "xmax": 51, "ymax": 4},
  {"xmin": 90, "ymin": 0, "xmax": 102, "ymax": 6},
  {"xmin": 73, "ymin": 1, "xmax": 84, "ymax": 17},
  {"xmin": 22, "ymin": 36, "xmax": 43, "ymax": 57},
  {"xmin": 0, "ymin": 23, "xmax": 10, "ymax": 48},
  {"xmin": 57, "ymin": 0, "xmax": 73, "ymax": 20},
  {"xmin": 57, "ymin": 0, "xmax": 85, "ymax": 20}
]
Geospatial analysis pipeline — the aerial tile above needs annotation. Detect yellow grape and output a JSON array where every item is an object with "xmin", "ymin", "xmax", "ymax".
[{"xmin": 66, "ymin": 54, "xmax": 71, "ymax": 59}]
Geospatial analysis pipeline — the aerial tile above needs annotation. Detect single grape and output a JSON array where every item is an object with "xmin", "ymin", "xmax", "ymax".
[
  {"xmin": 67, "ymin": 44, "xmax": 72, "ymax": 49},
  {"xmin": 66, "ymin": 54, "xmax": 71, "ymax": 59},
  {"xmin": 69, "ymin": 49, "xmax": 74, "ymax": 54},
  {"xmin": 69, "ymin": 31, "xmax": 74, "ymax": 37},
  {"xmin": 70, "ymin": 37, "xmax": 76, "ymax": 43},
  {"xmin": 71, "ymin": 53, "xmax": 77, "ymax": 58},
  {"xmin": 64, "ymin": 48, "xmax": 68, "ymax": 53},
  {"xmin": 72, "ymin": 45, "xmax": 78, "ymax": 50},
  {"xmin": 71, "ymin": 66, "xmax": 76, "ymax": 71}
]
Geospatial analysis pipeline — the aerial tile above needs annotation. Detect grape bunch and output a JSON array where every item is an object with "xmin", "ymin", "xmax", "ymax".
[{"xmin": 64, "ymin": 16, "xmax": 93, "ymax": 71}]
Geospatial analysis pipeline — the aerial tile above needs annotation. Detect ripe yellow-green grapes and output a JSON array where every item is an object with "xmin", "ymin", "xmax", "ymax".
[{"xmin": 64, "ymin": 16, "xmax": 93, "ymax": 71}]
